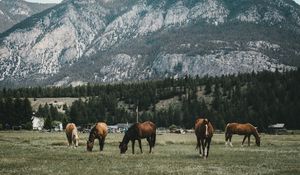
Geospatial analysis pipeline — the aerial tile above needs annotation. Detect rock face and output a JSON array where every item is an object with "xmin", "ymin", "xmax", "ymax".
[
  {"xmin": 0, "ymin": 0, "xmax": 300, "ymax": 87},
  {"xmin": 0, "ymin": 0, "xmax": 55, "ymax": 33}
]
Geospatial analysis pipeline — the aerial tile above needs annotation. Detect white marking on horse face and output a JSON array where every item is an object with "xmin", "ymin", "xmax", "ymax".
[{"xmin": 205, "ymin": 124, "xmax": 209, "ymax": 137}]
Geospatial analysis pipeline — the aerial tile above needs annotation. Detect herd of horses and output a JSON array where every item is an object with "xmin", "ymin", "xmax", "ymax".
[{"xmin": 65, "ymin": 119, "xmax": 260, "ymax": 158}]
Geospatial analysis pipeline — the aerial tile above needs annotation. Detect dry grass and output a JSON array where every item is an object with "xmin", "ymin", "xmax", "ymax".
[{"xmin": 0, "ymin": 131, "xmax": 299, "ymax": 175}]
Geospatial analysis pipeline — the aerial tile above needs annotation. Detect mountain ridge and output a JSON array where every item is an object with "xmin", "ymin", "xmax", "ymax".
[
  {"xmin": 0, "ymin": 0, "xmax": 300, "ymax": 87},
  {"xmin": 0, "ymin": 0, "xmax": 56, "ymax": 33}
]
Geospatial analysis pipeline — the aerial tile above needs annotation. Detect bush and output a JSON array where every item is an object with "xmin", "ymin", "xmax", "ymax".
[
  {"xmin": 169, "ymin": 124, "xmax": 177, "ymax": 131},
  {"xmin": 22, "ymin": 122, "xmax": 33, "ymax": 130}
]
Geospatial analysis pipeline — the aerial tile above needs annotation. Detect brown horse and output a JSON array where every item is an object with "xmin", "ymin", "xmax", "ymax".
[
  {"xmin": 225, "ymin": 123, "xmax": 260, "ymax": 147},
  {"xmin": 86, "ymin": 122, "xmax": 108, "ymax": 152},
  {"xmin": 65, "ymin": 123, "xmax": 79, "ymax": 148},
  {"xmin": 119, "ymin": 121, "xmax": 156, "ymax": 154},
  {"xmin": 195, "ymin": 118, "xmax": 214, "ymax": 158}
]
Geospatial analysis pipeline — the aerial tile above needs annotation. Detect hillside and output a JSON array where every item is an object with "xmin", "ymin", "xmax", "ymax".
[
  {"xmin": 0, "ymin": 0, "xmax": 300, "ymax": 87},
  {"xmin": 0, "ymin": 0, "xmax": 56, "ymax": 33}
]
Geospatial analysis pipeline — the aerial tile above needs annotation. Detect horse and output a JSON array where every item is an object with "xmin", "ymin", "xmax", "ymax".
[
  {"xmin": 86, "ymin": 122, "xmax": 108, "ymax": 152},
  {"xmin": 65, "ymin": 123, "xmax": 79, "ymax": 148},
  {"xmin": 195, "ymin": 118, "xmax": 214, "ymax": 158},
  {"xmin": 119, "ymin": 121, "xmax": 156, "ymax": 154},
  {"xmin": 225, "ymin": 123, "xmax": 260, "ymax": 147}
]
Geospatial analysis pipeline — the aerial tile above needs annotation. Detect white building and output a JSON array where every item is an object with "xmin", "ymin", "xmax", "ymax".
[{"xmin": 32, "ymin": 117, "xmax": 44, "ymax": 131}]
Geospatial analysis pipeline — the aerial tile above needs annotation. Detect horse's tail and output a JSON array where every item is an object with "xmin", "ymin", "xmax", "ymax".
[
  {"xmin": 224, "ymin": 123, "xmax": 230, "ymax": 141},
  {"xmin": 153, "ymin": 132, "xmax": 156, "ymax": 147}
]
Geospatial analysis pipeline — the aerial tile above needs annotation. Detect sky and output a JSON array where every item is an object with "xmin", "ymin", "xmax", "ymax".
[{"xmin": 23, "ymin": 0, "xmax": 300, "ymax": 4}]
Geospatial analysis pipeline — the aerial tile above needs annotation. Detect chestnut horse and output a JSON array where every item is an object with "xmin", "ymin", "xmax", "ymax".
[
  {"xmin": 225, "ymin": 123, "xmax": 260, "ymax": 147},
  {"xmin": 65, "ymin": 123, "xmax": 79, "ymax": 148},
  {"xmin": 195, "ymin": 118, "xmax": 214, "ymax": 158},
  {"xmin": 86, "ymin": 122, "xmax": 108, "ymax": 152},
  {"xmin": 119, "ymin": 121, "xmax": 156, "ymax": 154}
]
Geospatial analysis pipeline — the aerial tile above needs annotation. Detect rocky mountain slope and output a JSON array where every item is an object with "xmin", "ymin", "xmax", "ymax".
[
  {"xmin": 0, "ymin": 0, "xmax": 55, "ymax": 33},
  {"xmin": 0, "ymin": 0, "xmax": 300, "ymax": 87}
]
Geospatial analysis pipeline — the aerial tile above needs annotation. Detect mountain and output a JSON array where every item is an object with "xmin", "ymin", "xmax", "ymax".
[
  {"xmin": 0, "ymin": 0, "xmax": 56, "ymax": 33},
  {"xmin": 0, "ymin": 0, "xmax": 300, "ymax": 87}
]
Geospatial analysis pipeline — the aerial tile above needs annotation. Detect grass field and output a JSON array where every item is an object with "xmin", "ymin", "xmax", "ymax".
[{"xmin": 0, "ymin": 131, "xmax": 299, "ymax": 175}]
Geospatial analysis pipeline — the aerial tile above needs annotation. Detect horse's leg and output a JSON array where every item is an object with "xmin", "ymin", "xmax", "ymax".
[
  {"xmin": 147, "ymin": 137, "xmax": 152, "ymax": 153},
  {"xmin": 229, "ymin": 135, "xmax": 233, "ymax": 147},
  {"xmin": 138, "ymin": 139, "xmax": 143, "ymax": 153},
  {"xmin": 242, "ymin": 135, "xmax": 247, "ymax": 146},
  {"xmin": 248, "ymin": 135, "xmax": 250, "ymax": 146},
  {"xmin": 131, "ymin": 140, "xmax": 135, "ymax": 154},
  {"xmin": 204, "ymin": 138, "xmax": 208, "ymax": 158},
  {"xmin": 196, "ymin": 136, "xmax": 201, "ymax": 155},
  {"xmin": 206, "ymin": 138, "xmax": 211, "ymax": 158},
  {"xmin": 225, "ymin": 133, "xmax": 228, "ymax": 146},
  {"xmin": 201, "ymin": 138, "xmax": 205, "ymax": 158},
  {"xmin": 67, "ymin": 134, "xmax": 72, "ymax": 147},
  {"xmin": 99, "ymin": 138, "xmax": 105, "ymax": 151}
]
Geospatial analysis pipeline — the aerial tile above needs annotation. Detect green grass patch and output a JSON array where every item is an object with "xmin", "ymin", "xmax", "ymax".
[{"xmin": 0, "ymin": 131, "xmax": 299, "ymax": 175}]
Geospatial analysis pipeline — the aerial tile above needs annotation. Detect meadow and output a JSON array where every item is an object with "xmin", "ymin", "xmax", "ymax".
[{"xmin": 0, "ymin": 131, "xmax": 299, "ymax": 175}]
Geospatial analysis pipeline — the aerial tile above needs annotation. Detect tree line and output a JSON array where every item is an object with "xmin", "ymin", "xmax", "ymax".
[
  {"xmin": 0, "ymin": 69, "xmax": 300, "ymax": 131},
  {"xmin": 0, "ymin": 97, "xmax": 32, "ymax": 129}
]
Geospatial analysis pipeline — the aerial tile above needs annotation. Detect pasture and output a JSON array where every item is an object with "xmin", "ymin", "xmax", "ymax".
[{"xmin": 0, "ymin": 131, "xmax": 299, "ymax": 175}]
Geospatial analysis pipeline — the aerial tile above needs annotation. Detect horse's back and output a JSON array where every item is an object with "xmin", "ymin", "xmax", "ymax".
[
  {"xmin": 226, "ymin": 123, "xmax": 256, "ymax": 134},
  {"xmin": 138, "ymin": 121, "xmax": 156, "ymax": 137},
  {"xmin": 94, "ymin": 122, "xmax": 108, "ymax": 138},
  {"xmin": 66, "ymin": 123, "xmax": 76, "ymax": 135}
]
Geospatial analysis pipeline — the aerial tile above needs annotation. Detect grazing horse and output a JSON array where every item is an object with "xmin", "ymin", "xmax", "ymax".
[
  {"xmin": 119, "ymin": 121, "xmax": 156, "ymax": 154},
  {"xmin": 65, "ymin": 123, "xmax": 79, "ymax": 148},
  {"xmin": 195, "ymin": 118, "xmax": 214, "ymax": 158},
  {"xmin": 86, "ymin": 122, "xmax": 108, "ymax": 152},
  {"xmin": 225, "ymin": 123, "xmax": 260, "ymax": 147}
]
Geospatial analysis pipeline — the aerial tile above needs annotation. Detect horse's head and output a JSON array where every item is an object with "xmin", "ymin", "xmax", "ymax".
[
  {"xmin": 86, "ymin": 140, "xmax": 94, "ymax": 151},
  {"xmin": 256, "ymin": 136, "xmax": 261, "ymax": 147},
  {"xmin": 119, "ymin": 142, "xmax": 128, "ymax": 154}
]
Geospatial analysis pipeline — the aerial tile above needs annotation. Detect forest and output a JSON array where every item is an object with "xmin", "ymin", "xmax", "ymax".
[{"xmin": 0, "ymin": 69, "xmax": 299, "ymax": 131}]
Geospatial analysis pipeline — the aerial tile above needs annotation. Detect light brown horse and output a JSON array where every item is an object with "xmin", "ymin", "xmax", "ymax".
[
  {"xmin": 119, "ymin": 121, "xmax": 156, "ymax": 154},
  {"xmin": 195, "ymin": 118, "xmax": 214, "ymax": 158},
  {"xmin": 65, "ymin": 123, "xmax": 79, "ymax": 148},
  {"xmin": 86, "ymin": 122, "xmax": 108, "ymax": 152},
  {"xmin": 225, "ymin": 123, "xmax": 260, "ymax": 147}
]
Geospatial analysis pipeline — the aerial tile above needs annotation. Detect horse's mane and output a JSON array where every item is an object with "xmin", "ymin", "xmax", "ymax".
[
  {"xmin": 88, "ymin": 126, "xmax": 97, "ymax": 142},
  {"xmin": 125, "ymin": 123, "xmax": 139, "ymax": 137}
]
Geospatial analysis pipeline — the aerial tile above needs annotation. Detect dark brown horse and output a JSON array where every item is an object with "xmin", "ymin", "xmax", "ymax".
[
  {"xmin": 195, "ymin": 118, "xmax": 214, "ymax": 158},
  {"xmin": 119, "ymin": 121, "xmax": 156, "ymax": 154},
  {"xmin": 225, "ymin": 123, "xmax": 260, "ymax": 147},
  {"xmin": 86, "ymin": 122, "xmax": 108, "ymax": 152}
]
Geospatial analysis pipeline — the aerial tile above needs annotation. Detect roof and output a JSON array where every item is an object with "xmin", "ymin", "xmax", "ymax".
[
  {"xmin": 117, "ymin": 123, "xmax": 133, "ymax": 128},
  {"xmin": 268, "ymin": 123, "xmax": 285, "ymax": 128}
]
